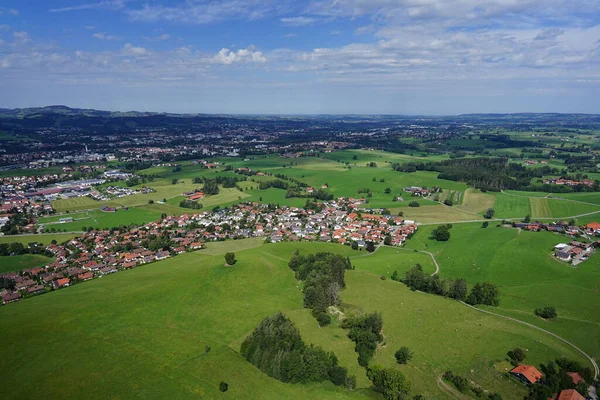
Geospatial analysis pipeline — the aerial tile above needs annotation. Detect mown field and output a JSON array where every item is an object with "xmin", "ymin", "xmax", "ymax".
[
  {"xmin": 0, "ymin": 254, "xmax": 53, "ymax": 274},
  {"xmin": 0, "ymin": 241, "xmax": 588, "ymax": 399},
  {"xmin": 405, "ymin": 223, "xmax": 600, "ymax": 360}
]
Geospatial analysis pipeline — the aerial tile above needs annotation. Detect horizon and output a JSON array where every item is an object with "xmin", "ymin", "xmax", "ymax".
[
  {"xmin": 3, "ymin": 104, "xmax": 600, "ymax": 117},
  {"xmin": 0, "ymin": 1, "xmax": 599, "ymax": 114}
]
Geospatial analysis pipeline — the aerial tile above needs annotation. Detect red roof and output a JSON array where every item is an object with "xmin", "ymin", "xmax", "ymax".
[
  {"xmin": 510, "ymin": 364, "xmax": 543, "ymax": 384},
  {"xmin": 557, "ymin": 389, "xmax": 585, "ymax": 400},
  {"xmin": 586, "ymin": 222, "xmax": 600, "ymax": 230},
  {"xmin": 567, "ymin": 372, "xmax": 584, "ymax": 385}
]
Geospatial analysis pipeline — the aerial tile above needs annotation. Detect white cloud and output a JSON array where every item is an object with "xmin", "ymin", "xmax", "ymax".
[
  {"xmin": 280, "ymin": 16, "xmax": 316, "ymax": 26},
  {"xmin": 49, "ymin": 0, "xmax": 126, "ymax": 13},
  {"xmin": 534, "ymin": 28, "xmax": 565, "ymax": 41},
  {"xmin": 122, "ymin": 43, "xmax": 148, "ymax": 56},
  {"xmin": 93, "ymin": 32, "xmax": 122, "ymax": 41},
  {"xmin": 126, "ymin": 0, "xmax": 289, "ymax": 24},
  {"xmin": 142, "ymin": 34, "xmax": 172, "ymax": 41},
  {"xmin": 284, "ymin": 33, "xmax": 298, "ymax": 38},
  {"xmin": 8, "ymin": 8, "xmax": 19, "ymax": 15},
  {"xmin": 213, "ymin": 47, "xmax": 267, "ymax": 64},
  {"xmin": 0, "ymin": 25, "xmax": 10, "ymax": 31},
  {"xmin": 84, "ymin": 25, "xmax": 96, "ymax": 30},
  {"xmin": 13, "ymin": 31, "xmax": 31, "ymax": 45}
]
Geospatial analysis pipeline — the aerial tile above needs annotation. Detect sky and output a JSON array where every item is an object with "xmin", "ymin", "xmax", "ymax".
[{"xmin": 0, "ymin": 0, "xmax": 599, "ymax": 114}]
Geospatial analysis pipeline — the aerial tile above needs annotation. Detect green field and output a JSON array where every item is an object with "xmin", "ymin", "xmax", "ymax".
[
  {"xmin": 40, "ymin": 208, "xmax": 165, "ymax": 232},
  {"xmin": 491, "ymin": 192, "xmax": 531, "ymax": 219},
  {"xmin": 0, "ymin": 233, "xmax": 77, "ymax": 246},
  {"xmin": 0, "ymin": 254, "xmax": 53, "ymax": 274},
  {"xmin": 0, "ymin": 241, "xmax": 589, "ymax": 399},
  {"xmin": 530, "ymin": 197, "xmax": 553, "ymax": 218},
  {"xmin": 405, "ymin": 223, "xmax": 600, "ymax": 360}
]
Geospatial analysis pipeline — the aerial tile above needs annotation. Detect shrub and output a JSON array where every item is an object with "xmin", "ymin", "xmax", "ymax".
[
  {"xmin": 224, "ymin": 252, "xmax": 236, "ymax": 265},
  {"xmin": 219, "ymin": 382, "xmax": 228, "ymax": 392},
  {"xmin": 444, "ymin": 199, "xmax": 453, "ymax": 206},
  {"xmin": 315, "ymin": 312, "xmax": 331, "ymax": 327},
  {"xmin": 395, "ymin": 347, "xmax": 413, "ymax": 364},
  {"xmin": 534, "ymin": 306, "xmax": 557, "ymax": 319},
  {"xmin": 408, "ymin": 201, "xmax": 420, "ymax": 207},
  {"xmin": 507, "ymin": 348, "xmax": 526, "ymax": 364}
]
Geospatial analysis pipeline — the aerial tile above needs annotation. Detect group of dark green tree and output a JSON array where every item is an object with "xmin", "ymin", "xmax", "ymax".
[
  {"xmin": 391, "ymin": 157, "xmax": 600, "ymax": 193},
  {"xmin": 397, "ymin": 264, "xmax": 500, "ymax": 306},
  {"xmin": 240, "ymin": 313, "xmax": 356, "ymax": 388},
  {"xmin": 288, "ymin": 251, "xmax": 353, "ymax": 326}
]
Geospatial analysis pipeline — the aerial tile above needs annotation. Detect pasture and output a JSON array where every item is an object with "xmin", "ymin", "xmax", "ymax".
[
  {"xmin": 0, "ymin": 241, "xmax": 588, "ymax": 399},
  {"xmin": 405, "ymin": 223, "xmax": 600, "ymax": 359}
]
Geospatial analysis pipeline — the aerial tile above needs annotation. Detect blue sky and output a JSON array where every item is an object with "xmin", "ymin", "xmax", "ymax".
[{"xmin": 0, "ymin": 0, "xmax": 599, "ymax": 114}]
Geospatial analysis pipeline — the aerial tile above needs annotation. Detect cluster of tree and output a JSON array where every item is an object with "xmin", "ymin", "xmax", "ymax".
[
  {"xmin": 240, "ymin": 313, "xmax": 356, "ymax": 388},
  {"xmin": 141, "ymin": 233, "xmax": 174, "ymax": 252},
  {"xmin": 431, "ymin": 224, "xmax": 452, "ymax": 241},
  {"xmin": 525, "ymin": 358, "xmax": 592, "ymax": 400},
  {"xmin": 0, "ymin": 213, "xmax": 29, "ymax": 235},
  {"xmin": 342, "ymin": 312, "xmax": 383, "ymax": 366},
  {"xmin": 0, "ymin": 242, "xmax": 52, "ymax": 257},
  {"xmin": 402, "ymin": 265, "xmax": 499, "ymax": 306},
  {"xmin": 288, "ymin": 251, "xmax": 353, "ymax": 325},
  {"xmin": 367, "ymin": 365, "xmax": 411, "ymax": 400},
  {"xmin": 534, "ymin": 306, "xmax": 557, "ymax": 319},
  {"xmin": 484, "ymin": 208, "xmax": 495, "ymax": 219},
  {"xmin": 179, "ymin": 200, "xmax": 203, "ymax": 209},
  {"xmin": 201, "ymin": 179, "xmax": 220, "ymax": 195},
  {"xmin": 408, "ymin": 201, "xmax": 420, "ymax": 207},
  {"xmin": 259, "ymin": 179, "xmax": 289, "ymax": 190},
  {"xmin": 443, "ymin": 370, "xmax": 502, "ymax": 400},
  {"xmin": 390, "ymin": 158, "xmax": 578, "ymax": 192}
]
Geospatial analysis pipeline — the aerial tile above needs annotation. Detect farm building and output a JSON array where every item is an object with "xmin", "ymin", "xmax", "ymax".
[{"xmin": 510, "ymin": 364, "xmax": 543, "ymax": 384}]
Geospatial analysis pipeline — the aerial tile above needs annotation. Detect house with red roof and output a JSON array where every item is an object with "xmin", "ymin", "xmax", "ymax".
[
  {"xmin": 510, "ymin": 364, "xmax": 543, "ymax": 384},
  {"xmin": 552, "ymin": 389, "xmax": 585, "ymax": 400}
]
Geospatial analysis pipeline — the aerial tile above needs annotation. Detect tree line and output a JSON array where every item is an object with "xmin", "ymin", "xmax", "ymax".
[{"xmin": 397, "ymin": 264, "xmax": 500, "ymax": 306}]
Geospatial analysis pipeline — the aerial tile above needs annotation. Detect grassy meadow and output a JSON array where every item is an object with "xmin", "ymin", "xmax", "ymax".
[
  {"xmin": 405, "ymin": 223, "xmax": 600, "ymax": 360},
  {"xmin": 0, "ymin": 241, "xmax": 587, "ymax": 400},
  {"xmin": 0, "ymin": 254, "xmax": 53, "ymax": 274}
]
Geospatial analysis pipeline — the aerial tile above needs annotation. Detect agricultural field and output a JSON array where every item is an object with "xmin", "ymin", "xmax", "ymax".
[
  {"xmin": 0, "ymin": 242, "xmax": 586, "ymax": 399},
  {"xmin": 39, "ymin": 208, "xmax": 165, "ymax": 232},
  {"xmin": 489, "ymin": 192, "xmax": 531, "ymax": 219},
  {"xmin": 457, "ymin": 189, "xmax": 496, "ymax": 215},
  {"xmin": 404, "ymin": 223, "xmax": 600, "ymax": 360},
  {"xmin": 0, "ymin": 254, "xmax": 53, "ymax": 274},
  {"xmin": 0, "ymin": 233, "xmax": 77, "ymax": 246}
]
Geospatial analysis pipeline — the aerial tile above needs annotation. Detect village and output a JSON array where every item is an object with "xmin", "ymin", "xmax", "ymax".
[{"xmin": 0, "ymin": 197, "xmax": 418, "ymax": 306}]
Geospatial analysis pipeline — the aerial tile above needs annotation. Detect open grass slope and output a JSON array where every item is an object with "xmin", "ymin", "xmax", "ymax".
[
  {"xmin": 0, "ymin": 241, "xmax": 587, "ymax": 400},
  {"xmin": 0, "ymin": 254, "xmax": 53, "ymax": 274},
  {"xmin": 405, "ymin": 223, "xmax": 600, "ymax": 360}
]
